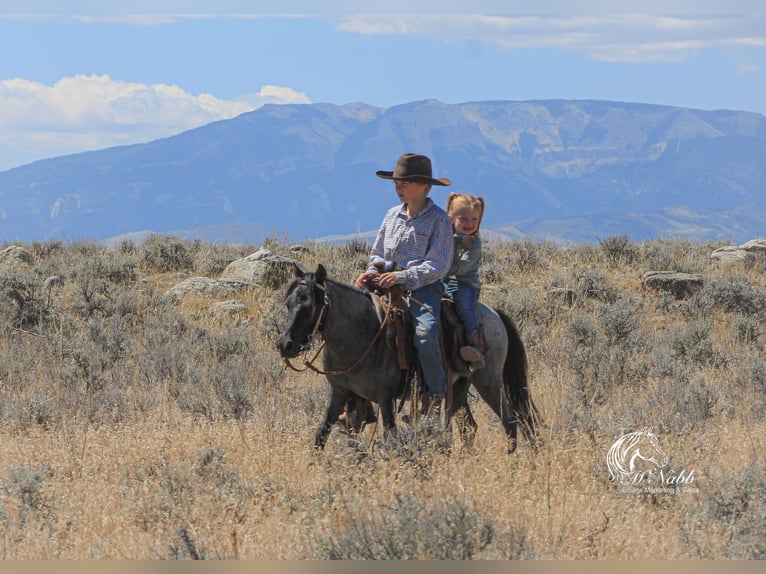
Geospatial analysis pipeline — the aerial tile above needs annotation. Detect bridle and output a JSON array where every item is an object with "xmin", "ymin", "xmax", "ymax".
[{"xmin": 282, "ymin": 279, "xmax": 395, "ymax": 376}]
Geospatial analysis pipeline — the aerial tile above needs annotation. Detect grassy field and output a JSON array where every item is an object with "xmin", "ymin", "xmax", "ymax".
[{"xmin": 0, "ymin": 234, "xmax": 764, "ymax": 559}]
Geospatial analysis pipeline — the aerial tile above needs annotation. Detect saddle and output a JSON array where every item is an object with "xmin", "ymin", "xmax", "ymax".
[{"xmin": 368, "ymin": 284, "xmax": 474, "ymax": 378}]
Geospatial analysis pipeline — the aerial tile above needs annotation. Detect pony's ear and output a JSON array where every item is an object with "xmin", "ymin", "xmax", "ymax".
[
  {"xmin": 315, "ymin": 264, "xmax": 327, "ymax": 285},
  {"xmin": 292, "ymin": 262, "xmax": 305, "ymax": 279}
]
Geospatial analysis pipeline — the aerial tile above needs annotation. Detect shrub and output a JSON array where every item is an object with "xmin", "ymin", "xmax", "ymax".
[
  {"xmin": 599, "ymin": 234, "xmax": 637, "ymax": 266},
  {"xmin": 3, "ymin": 464, "xmax": 55, "ymax": 527},
  {"xmin": 0, "ymin": 268, "xmax": 46, "ymax": 327},
  {"xmin": 140, "ymin": 235, "xmax": 195, "ymax": 273},
  {"xmin": 496, "ymin": 287, "xmax": 545, "ymax": 331},
  {"xmin": 693, "ymin": 467, "xmax": 766, "ymax": 559},
  {"xmin": 690, "ymin": 276, "xmax": 766, "ymax": 316},
  {"xmin": 668, "ymin": 320, "xmax": 719, "ymax": 366},
  {"xmin": 569, "ymin": 268, "xmax": 618, "ymax": 303},
  {"xmin": 312, "ymin": 495, "xmax": 530, "ymax": 559},
  {"xmin": 597, "ymin": 297, "xmax": 642, "ymax": 346}
]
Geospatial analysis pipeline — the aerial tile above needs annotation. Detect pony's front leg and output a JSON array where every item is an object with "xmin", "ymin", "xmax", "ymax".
[
  {"xmin": 315, "ymin": 388, "xmax": 350, "ymax": 449},
  {"xmin": 379, "ymin": 397, "xmax": 397, "ymax": 441}
]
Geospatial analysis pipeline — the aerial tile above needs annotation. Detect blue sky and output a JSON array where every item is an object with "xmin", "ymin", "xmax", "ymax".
[{"xmin": 0, "ymin": 0, "xmax": 764, "ymax": 171}]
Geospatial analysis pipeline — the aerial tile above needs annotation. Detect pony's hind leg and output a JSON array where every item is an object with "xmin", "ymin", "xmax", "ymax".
[
  {"xmin": 471, "ymin": 374, "xmax": 518, "ymax": 453},
  {"xmin": 341, "ymin": 394, "xmax": 377, "ymax": 435}
]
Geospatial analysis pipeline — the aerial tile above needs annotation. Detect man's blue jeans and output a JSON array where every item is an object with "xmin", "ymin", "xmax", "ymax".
[{"xmin": 408, "ymin": 281, "xmax": 447, "ymax": 398}]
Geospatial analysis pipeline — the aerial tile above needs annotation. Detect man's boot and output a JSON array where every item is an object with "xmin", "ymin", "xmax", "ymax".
[{"xmin": 460, "ymin": 326, "xmax": 486, "ymax": 368}]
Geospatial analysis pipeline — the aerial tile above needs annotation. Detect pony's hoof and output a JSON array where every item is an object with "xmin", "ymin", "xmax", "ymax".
[{"xmin": 314, "ymin": 430, "xmax": 328, "ymax": 450}]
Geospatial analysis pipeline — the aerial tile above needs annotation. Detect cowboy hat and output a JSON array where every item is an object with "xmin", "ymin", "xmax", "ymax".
[{"xmin": 375, "ymin": 153, "xmax": 451, "ymax": 186}]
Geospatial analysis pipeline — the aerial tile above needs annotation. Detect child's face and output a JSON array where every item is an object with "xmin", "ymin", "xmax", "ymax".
[
  {"xmin": 394, "ymin": 179, "xmax": 429, "ymax": 204},
  {"xmin": 452, "ymin": 209, "xmax": 481, "ymax": 235}
]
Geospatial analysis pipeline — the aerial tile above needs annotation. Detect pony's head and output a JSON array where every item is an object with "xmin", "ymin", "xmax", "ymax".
[{"xmin": 277, "ymin": 263, "xmax": 327, "ymax": 359}]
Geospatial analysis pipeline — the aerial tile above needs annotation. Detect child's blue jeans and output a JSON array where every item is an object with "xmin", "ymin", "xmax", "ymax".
[{"xmin": 445, "ymin": 280, "xmax": 480, "ymax": 332}]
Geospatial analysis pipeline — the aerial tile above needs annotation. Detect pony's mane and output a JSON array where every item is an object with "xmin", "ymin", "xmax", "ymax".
[
  {"xmin": 326, "ymin": 276, "xmax": 372, "ymax": 299},
  {"xmin": 284, "ymin": 271, "xmax": 372, "ymax": 302}
]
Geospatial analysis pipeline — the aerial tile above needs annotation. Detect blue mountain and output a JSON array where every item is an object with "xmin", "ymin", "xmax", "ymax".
[{"xmin": 1, "ymin": 99, "xmax": 764, "ymax": 244}]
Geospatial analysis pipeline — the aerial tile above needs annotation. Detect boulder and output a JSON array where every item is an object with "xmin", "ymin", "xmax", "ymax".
[
  {"xmin": 0, "ymin": 245, "xmax": 33, "ymax": 270},
  {"xmin": 738, "ymin": 238, "xmax": 766, "ymax": 253},
  {"xmin": 641, "ymin": 271, "xmax": 706, "ymax": 299},
  {"xmin": 710, "ymin": 246, "xmax": 756, "ymax": 265},
  {"xmin": 221, "ymin": 252, "xmax": 298, "ymax": 289},
  {"xmin": 164, "ymin": 277, "xmax": 252, "ymax": 301}
]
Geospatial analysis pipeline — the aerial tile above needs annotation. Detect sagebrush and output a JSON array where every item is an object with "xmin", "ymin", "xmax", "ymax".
[{"xmin": 0, "ymin": 234, "xmax": 764, "ymax": 559}]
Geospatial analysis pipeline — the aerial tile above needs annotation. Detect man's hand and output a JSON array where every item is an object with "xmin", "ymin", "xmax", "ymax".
[
  {"xmin": 376, "ymin": 272, "xmax": 400, "ymax": 289},
  {"xmin": 354, "ymin": 271, "xmax": 379, "ymax": 289}
]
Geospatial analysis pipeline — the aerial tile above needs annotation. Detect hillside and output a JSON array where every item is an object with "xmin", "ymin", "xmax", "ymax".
[
  {"xmin": 1, "ymin": 99, "xmax": 765, "ymax": 244},
  {"xmin": 0, "ymin": 236, "xmax": 764, "ymax": 558}
]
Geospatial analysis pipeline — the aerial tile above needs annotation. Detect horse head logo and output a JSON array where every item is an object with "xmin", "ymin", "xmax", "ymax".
[{"xmin": 606, "ymin": 427, "xmax": 669, "ymax": 484}]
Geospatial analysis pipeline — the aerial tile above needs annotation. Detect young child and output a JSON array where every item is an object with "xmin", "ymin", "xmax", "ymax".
[
  {"xmin": 444, "ymin": 193, "xmax": 486, "ymax": 367},
  {"xmin": 355, "ymin": 153, "xmax": 454, "ymax": 414}
]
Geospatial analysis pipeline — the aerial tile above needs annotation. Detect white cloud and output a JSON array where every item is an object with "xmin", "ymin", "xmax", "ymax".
[
  {"xmin": 335, "ymin": 13, "xmax": 766, "ymax": 63},
  {"xmin": 0, "ymin": 75, "xmax": 310, "ymax": 169},
  {"xmin": 3, "ymin": 2, "xmax": 763, "ymax": 64},
  {"xmin": 236, "ymin": 85, "xmax": 311, "ymax": 107}
]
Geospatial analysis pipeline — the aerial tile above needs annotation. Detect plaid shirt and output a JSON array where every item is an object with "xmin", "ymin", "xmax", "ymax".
[{"xmin": 368, "ymin": 198, "xmax": 454, "ymax": 292}]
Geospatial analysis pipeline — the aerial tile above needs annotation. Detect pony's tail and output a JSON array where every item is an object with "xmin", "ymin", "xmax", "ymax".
[{"xmin": 497, "ymin": 309, "xmax": 541, "ymax": 443}]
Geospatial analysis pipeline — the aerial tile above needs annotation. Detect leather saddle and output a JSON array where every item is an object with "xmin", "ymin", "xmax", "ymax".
[{"xmin": 369, "ymin": 285, "xmax": 474, "ymax": 378}]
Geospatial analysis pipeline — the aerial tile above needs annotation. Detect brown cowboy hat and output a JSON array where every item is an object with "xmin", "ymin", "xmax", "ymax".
[{"xmin": 375, "ymin": 153, "xmax": 451, "ymax": 186}]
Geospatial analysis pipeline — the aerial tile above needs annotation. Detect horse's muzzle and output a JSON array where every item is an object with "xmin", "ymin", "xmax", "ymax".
[{"xmin": 276, "ymin": 333, "xmax": 302, "ymax": 359}]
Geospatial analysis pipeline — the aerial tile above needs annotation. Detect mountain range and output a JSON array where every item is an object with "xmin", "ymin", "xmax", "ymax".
[{"xmin": 1, "ymin": 98, "xmax": 765, "ymax": 245}]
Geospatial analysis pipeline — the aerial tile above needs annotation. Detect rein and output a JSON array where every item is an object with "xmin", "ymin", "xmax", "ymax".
[{"xmin": 283, "ymin": 283, "xmax": 396, "ymax": 377}]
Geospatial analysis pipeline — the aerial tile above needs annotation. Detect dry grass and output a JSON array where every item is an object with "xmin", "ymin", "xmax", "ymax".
[{"xmin": 0, "ymin": 234, "xmax": 764, "ymax": 559}]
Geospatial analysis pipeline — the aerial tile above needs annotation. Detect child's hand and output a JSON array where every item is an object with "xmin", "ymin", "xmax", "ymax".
[{"xmin": 460, "ymin": 234, "xmax": 474, "ymax": 249}]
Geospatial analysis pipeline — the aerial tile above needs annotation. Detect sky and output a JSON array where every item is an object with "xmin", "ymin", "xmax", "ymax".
[{"xmin": 0, "ymin": 0, "xmax": 764, "ymax": 172}]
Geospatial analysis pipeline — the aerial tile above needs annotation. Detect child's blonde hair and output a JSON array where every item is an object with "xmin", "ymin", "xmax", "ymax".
[{"xmin": 446, "ymin": 193, "xmax": 485, "ymax": 231}]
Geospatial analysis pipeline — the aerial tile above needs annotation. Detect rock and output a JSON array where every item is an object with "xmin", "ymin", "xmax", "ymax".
[
  {"xmin": 163, "ymin": 249, "xmax": 299, "ymax": 302},
  {"xmin": 249, "ymin": 248, "xmax": 272, "ymax": 260},
  {"xmin": 710, "ymin": 246, "xmax": 756, "ymax": 265},
  {"xmin": 221, "ymin": 253, "xmax": 298, "ymax": 289},
  {"xmin": 641, "ymin": 271, "xmax": 706, "ymax": 299},
  {"xmin": 164, "ymin": 277, "xmax": 252, "ymax": 301},
  {"xmin": 43, "ymin": 276, "xmax": 64, "ymax": 290},
  {"xmin": 210, "ymin": 300, "xmax": 248, "ymax": 313},
  {"xmin": 738, "ymin": 238, "xmax": 766, "ymax": 253},
  {"xmin": 0, "ymin": 245, "xmax": 33, "ymax": 269}
]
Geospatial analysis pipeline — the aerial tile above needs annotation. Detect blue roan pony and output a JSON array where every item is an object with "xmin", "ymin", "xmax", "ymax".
[{"xmin": 277, "ymin": 264, "xmax": 539, "ymax": 452}]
